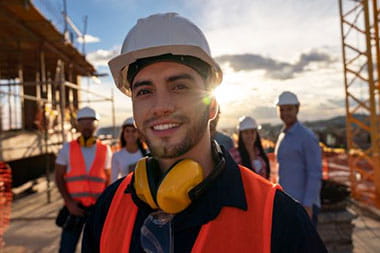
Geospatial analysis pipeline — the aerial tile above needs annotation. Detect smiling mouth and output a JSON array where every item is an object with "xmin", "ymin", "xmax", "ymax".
[{"xmin": 152, "ymin": 123, "xmax": 180, "ymax": 131}]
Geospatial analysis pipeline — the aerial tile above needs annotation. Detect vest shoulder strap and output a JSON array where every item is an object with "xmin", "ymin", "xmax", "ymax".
[
  {"xmin": 88, "ymin": 141, "xmax": 108, "ymax": 175},
  {"xmin": 69, "ymin": 140, "xmax": 86, "ymax": 175},
  {"xmin": 100, "ymin": 174, "xmax": 138, "ymax": 253}
]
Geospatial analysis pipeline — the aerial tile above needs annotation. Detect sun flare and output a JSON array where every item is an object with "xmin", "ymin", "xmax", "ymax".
[{"xmin": 213, "ymin": 84, "xmax": 243, "ymax": 107}]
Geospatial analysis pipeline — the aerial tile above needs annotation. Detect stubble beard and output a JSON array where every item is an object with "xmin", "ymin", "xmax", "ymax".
[{"xmin": 141, "ymin": 108, "xmax": 209, "ymax": 159}]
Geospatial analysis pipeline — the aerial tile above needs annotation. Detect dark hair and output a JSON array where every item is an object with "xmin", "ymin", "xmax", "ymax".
[
  {"xmin": 119, "ymin": 125, "xmax": 148, "ymax": 156},
  {"xmin": 238, "ymin": 131, "xmax": 270, "ymax": 179},
  {"xmin": 127, "ymin": 54, "xmax": 211, "ymax": 85}
]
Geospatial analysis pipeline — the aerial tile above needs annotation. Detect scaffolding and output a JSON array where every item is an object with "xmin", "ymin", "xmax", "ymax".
[
  {"xmin": 0, "ymin": 0, "xmax": 115, "ymax": 201},
  {"xmin": 338, "ymin": 0, "xmax": 380, "ymax": 208}
]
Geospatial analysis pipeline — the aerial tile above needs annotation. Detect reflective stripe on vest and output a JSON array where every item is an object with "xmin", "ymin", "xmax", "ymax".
[
  {"xmin": 65, "ymin": 140, "xmax": 107, "ymax": 207},
  {"xmin": 100, "ymin": 165, "xmax": 281, "ymax": 253}
]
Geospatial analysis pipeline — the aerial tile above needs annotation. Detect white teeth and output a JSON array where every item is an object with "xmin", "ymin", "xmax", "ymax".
[{"xmin": 153, "ymin": 123, "xmax": 178, "ymax": 130}]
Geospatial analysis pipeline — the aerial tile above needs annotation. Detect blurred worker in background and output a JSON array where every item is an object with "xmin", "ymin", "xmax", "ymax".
[
  {"xmin": 210, "ymin": 108, "xmax": 234, "ymax": 151},
  {"xmin": 275, "ymin": 91, "xmax": 322, "ymax": 226},
  {"xmin": 83, "ymin": 13, "xmax": 327, "ymax": 252},
  {"xmin": 55, "ymin": 106, "xmax": 112, "ymax": 253},
  {"xmin": 230, "ymin": 116, "xmax": 270, "ymax": 179},
  {"xmin": 111, "ymin": 117, "xmax": 148, "ymax": 183}
]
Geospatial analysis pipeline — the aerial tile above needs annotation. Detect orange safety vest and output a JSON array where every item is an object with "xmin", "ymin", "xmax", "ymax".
[
  {"xmin": 65, "ymin": 140, "xmax": 108, "ymax": 207},
  {"xmin": 100, "ymin": 165, "xmax": 281, "ymax": 253}
]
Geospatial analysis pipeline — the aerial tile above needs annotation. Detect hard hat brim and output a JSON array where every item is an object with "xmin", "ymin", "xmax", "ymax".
[
  {"xmin": 276, "ymin": 101, "xmax": 300, "ymax": 106},
  {"xmin": 108, "ymin": 45, "xmax": 223, "ymax": 96},
  {"xmin": 77, "ymin": 116, "xmax": 99, "ymax": 121}
]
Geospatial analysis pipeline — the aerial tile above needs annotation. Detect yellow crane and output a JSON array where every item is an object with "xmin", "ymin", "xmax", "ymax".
[{"xmin": 338, "ymin": 0, "xmax": 380, "ymax": 208}]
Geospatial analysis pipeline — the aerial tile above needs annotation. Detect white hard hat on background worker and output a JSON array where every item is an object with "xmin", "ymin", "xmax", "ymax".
[
  {"xmin": 122, "ymin": 117, "xmax": 135, "ymax": 127},
  {"xmin": 76, "ymin": 106, "xmax": 100, "ymax": 120},
  {"xmin": 276, "ymin": 91, "xmax": 300, "ymax": 106},
  {"xmin": 238, "ymin": 116, "xmax": 260, "ymax": 131},
  {"xmin": 108, "ymin": 12, "xmax": 223, "ymax": 96}
]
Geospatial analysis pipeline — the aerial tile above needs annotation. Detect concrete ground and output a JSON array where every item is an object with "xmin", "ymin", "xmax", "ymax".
[
  {"xmin": 351, "ymin": 203, "xmax": 380, "ymax": 253},
  {"xmin": 2, "ymin": 181, "xmax": 80, "ymax": 253}
]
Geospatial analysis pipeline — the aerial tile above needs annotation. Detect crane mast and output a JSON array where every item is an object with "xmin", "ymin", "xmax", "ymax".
[{"xmin": 338, "ymin": 0, "xmax": 380, "ymax": 208}]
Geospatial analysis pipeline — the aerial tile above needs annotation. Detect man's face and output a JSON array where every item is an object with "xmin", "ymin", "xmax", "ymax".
[
  {"xmin": 131, "ymin": 61, "xmax": 214, "ymax": 159},
  {"xmin": 278, "ymin": 104, "xmax": 299, "ymax": 127},
  {"xmin": 77, "ymin": 118, "xmax": 98, "ymax": 138}
]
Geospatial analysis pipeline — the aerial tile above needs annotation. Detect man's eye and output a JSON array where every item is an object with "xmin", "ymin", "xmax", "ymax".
[
  {"xmin": 135, "ymin": 89, "xmax": 151, "ymax": 96},
  {"xmin": 173, "ymin": 84, "xmax": 188, "ymax": 90}
]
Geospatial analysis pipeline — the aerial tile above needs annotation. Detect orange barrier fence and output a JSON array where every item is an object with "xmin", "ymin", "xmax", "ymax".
[
  {"xmin": 322, "ymin": 149, "xmax": 349, "ymax": 184},
  {"xmin": 267, "ymin": 145, "xmax": 377, "ymax": 208},
  {"xmin": 0, "ymin": 162, "xmax": 12, "ymax": 248},
  {"xmin": 320, "ymin": 146, "xmax": 380, "ymax": 207}
]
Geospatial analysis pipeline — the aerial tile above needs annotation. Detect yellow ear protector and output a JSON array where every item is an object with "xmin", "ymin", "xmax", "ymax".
[
  {"xmin": 77, "ymin": 136, "xmax": 97, "ymax": 147},
  {"xmin": 134, "ymin": 141, "xmax": 225, "ymax": 214}
]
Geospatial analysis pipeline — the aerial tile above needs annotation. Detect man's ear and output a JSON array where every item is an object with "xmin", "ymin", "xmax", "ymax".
[
  {"xmin": 295, "ymin": 104, "xmax": 300, "ymax": 114},
  {"xmin": 208, "ymin": 97, "xmax": 219, "ymax": 121}
]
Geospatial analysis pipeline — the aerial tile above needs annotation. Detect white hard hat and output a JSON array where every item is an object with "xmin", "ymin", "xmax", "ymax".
[
  {"xmin": 76, "ymin": 106, "xmax": 100, "ymax": 120},
  {"xmin": 122, "ymin": 117, "xmax": 135, "ymax": 127},
  {"xmin": 276, "ymin": 91, "xmax": 300, "ymax": 106},
  {"xmin": 108, "ymin": 12, "xmax": 223, "ymax": 96},
  {"xmin": 238, "ymin": 116, "xmax": 259, "ymax": 131}
]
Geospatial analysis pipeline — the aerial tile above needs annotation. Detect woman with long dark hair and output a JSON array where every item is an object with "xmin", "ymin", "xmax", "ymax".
[
  {"xmin": 111, "ymin": 117, "xmax": 148, "ymax": 183},
  {"xmin": 230, "ymin": 116, "xmax": 270, "ymax": 179}
]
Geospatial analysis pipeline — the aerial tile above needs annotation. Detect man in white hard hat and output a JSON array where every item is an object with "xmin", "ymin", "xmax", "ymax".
[
  {"xmin": 83, "ymin": 13, "xmax": 326, "ymax": 252},
  {"xmin": 274, "ymin": 91, "xmax": 322, "ymax": 226},
  {"xmin": 55, "ymin": 106, "xmax": 112, "ymax": 252}
]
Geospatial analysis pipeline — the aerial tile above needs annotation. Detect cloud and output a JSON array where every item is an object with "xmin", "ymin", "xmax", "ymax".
[
  {"xmin": 327, "ymin": 98, "xmax": 346, "ymax": 107},
  {"xmin": 77, "ymin": 34, "xmax": 100, "ymax": 44},
  {"xmin": 86, "ymin": 48, "xmax": 119, "ymax": 66},
  {"xmin": 215, "ymin": 49, "xmax": 334, "ymax": 80},
  {"xmin": 252, "ymin": 106, "xmax": 277, "ymax": 120}
]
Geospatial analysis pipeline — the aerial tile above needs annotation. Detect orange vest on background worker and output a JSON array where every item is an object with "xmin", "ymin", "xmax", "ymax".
[
  {"xmin": 100, "ymin": 166, "xmax": 281, "ymax": 253},
  {"xmin": 65, "ymin": 140, "xmax": 108, "ymax": 207}
]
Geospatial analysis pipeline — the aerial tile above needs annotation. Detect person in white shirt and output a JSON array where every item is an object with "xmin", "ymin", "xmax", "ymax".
[{"xmin": 111, "ymin": 117, "xmax": 148, "ymax": 183}]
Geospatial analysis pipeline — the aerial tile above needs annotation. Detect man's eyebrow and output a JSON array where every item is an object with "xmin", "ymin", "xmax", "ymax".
[
  {"xmin": 132, "ymin": 73, "xmax": 196, "ymax": 90},
  {"xmin": 131, "ymin": 80, "xmax": 152, "ymax": 90},
  {"xmin": 167, "ymin": 73, "xmax": 195, "ymax": 83}
]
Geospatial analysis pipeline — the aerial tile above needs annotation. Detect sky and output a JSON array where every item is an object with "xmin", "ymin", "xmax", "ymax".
[{"xmin": 34, "ymin": 0, "xmax": 345, "ymax": 130}]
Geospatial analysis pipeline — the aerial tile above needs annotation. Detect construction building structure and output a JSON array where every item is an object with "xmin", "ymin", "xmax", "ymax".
[
  {"xmin": 338, "ymin": 0, "xmax": 380, "ymax": 208},
  {"xmin": 0, "ymin": 0, "xmax": 115, "ymax": 189}
]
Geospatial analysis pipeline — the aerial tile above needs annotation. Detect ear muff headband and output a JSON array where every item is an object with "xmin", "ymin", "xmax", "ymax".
[
  {"xmin": 134, "ymin": 158, "xmax": 158, "ymax": 210},
  {"xmin": 156, "ymin": 159, "xmax": 204, "ymax": 214},
  {"xmin": 78, "ymin": 136, "xmax": 97, "ymax": 147}
]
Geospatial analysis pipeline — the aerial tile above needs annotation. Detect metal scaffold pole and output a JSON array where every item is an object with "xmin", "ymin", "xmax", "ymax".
[{"xmin": 0, "ymin": 0, "xmax": 113, "ymax": 205}]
